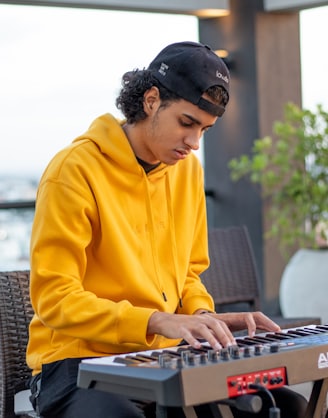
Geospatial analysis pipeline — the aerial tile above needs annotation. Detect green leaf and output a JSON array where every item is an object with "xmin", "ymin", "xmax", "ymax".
[{"xmin": 228, "ymin": 102, "xmax": 328, "ymax": 256}]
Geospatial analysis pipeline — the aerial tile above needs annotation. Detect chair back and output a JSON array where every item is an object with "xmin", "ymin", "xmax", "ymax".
[
  {"xmin": 0, "ymin": 271, "xmax": 33, "ymax": 418},
  {"xmin": 200, "ymin": 226, "xmax": 261, "ymax": 312},
  {"xmin": 200, "ymin": 225, "xmax": 321, "ymax": 329}
]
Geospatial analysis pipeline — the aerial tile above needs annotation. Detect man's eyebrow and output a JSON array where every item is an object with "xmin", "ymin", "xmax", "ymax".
[
  {"xmin": 182, "ymin": 114, "xmax": 201, "ymax": 124},
  {"xmin": 182, "ymin": 113, "xmax": 215, "ymax": 129}
]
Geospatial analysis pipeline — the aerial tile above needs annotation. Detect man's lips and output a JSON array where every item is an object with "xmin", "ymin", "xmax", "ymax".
[{"xmin": 174, "ymin": 148, "xmax": 190, "ymax": 159}]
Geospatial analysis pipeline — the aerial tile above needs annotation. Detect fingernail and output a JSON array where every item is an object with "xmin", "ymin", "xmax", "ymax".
[{"xmin": 214, "ymin": 342, "xmax": 222, "ymax": 350}]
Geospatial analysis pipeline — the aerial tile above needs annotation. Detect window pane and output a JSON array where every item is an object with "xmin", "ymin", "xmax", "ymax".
[
  {"xmin": 0, "ymin": 5, "xmax": 198, "ymax": 270},
  {"xmin": 0, "ymin": 4, "xmax": 199, "ymax": 177}
]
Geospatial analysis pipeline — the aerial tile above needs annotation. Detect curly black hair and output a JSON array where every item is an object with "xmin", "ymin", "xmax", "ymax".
[{"xmin": 116, "ymin": 69, "xmax": 229, "ymax": 124}]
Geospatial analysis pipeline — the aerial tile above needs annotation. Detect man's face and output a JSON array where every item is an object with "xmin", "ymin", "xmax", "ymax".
[{"xmin": 139, "ymin": 90, "xmax": 217, "ymax": 165}]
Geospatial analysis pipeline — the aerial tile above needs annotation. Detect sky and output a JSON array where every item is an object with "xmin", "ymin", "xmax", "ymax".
[
  {"xmin": 0, "ymin": 4, "xmax": 328, "ymax": 178},
  {"xmin": 300, "ymin": 6, "xmax": 328, "ymax": 110}
]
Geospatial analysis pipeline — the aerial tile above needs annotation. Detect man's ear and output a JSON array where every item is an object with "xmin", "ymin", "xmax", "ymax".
[{"xmin": 143, "ymin": 86, "xmax": 160, "ymax": 115}]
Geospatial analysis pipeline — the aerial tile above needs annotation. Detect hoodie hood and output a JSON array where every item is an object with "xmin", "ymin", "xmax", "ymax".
[{"xmin": 73, "ymin": 113, "xmax": 168, "ymax": 177}]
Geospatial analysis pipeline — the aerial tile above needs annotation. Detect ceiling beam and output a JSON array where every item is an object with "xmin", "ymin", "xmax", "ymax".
[
  {"xmin": 0, "ymin": 0, "xmax": 229, "ymax": 17},
  {"xmin": 264, "ymin": 0, "xmax": 328, "ymax": 11},
  {"xmin": 2, "ymin": 0, "xmax": 328, "ymax": 13}
]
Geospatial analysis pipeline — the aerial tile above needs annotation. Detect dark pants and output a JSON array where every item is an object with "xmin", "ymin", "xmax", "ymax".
[{"xmin": 30, "ymin": 358, "xmax": 308, "ymax": 418}]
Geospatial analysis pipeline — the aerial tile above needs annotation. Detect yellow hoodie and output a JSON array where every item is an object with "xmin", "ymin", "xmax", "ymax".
[{"xmin": 27, "ymin": 114, "xmax": 214, "ymax": 374}]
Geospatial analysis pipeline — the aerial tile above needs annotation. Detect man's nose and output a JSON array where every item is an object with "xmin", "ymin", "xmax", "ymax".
[{"xmin": 184, "ymin": 134, "xmax": 200, "ymax": 151}]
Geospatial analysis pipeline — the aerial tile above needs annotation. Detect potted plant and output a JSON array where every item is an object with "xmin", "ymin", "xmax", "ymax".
[
  {"xmin": 228, "ymin": 102, "xmax": 328, "ymax": 323},
  {"xmin": 229, "ymin": 101, "xmax": 328, "ymax": 256}
]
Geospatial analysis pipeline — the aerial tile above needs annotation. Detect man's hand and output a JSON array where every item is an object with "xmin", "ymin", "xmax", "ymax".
[
  {"xmin": 211, "ymin": 311, "xmax": 281, "ymax": 337},
  {"xmin": 147, "ymin": 311, "xmax": 280, "ymax": 351}
]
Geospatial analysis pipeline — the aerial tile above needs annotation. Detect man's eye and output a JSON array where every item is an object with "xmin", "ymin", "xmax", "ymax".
[{"xmin": 180, "ymin": 120, "xmax": 193, "ymax": 127}]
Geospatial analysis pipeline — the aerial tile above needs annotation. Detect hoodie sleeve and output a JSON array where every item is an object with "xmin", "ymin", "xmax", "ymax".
[{"xmin": 30, "ymin": 154, "xmax": 157, "ymax": 348}]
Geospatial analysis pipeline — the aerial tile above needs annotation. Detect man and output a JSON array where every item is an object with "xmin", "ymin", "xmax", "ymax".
[{"xmin": 27, "ymin": 41, "xmax": 307, "ymax": 418}]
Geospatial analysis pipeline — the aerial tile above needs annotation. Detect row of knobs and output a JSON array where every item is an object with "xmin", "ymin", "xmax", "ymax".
[{"xmin": 158, "ymin": 343, "xmax": 280, "ymax": 368}]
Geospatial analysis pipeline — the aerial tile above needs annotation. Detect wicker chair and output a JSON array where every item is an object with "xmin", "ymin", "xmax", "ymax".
[
  {"xmin": 0, "ymin": 270, "xmax": 37, "ymax": 418},
  {"xmin": 0, "ymin": 254, "xmax": 319, "ymax": 418},
  {"xmin": 200, "ymin": 225, "xmax": 321, "ymax": 329}
]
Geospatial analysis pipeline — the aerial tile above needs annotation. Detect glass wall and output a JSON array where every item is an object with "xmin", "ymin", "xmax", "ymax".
[
  {"xmin": 0, "ymin": 4, "xmax": 199, "ymax": 270},
  {"xmin": 1, "ymin": 4, "xmax": 328, "ymax": 270}
]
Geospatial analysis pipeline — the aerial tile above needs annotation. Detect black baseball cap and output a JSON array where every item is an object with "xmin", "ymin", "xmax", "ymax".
[{"xmin": 148, "ymin": 41, "xmax": 230, "ymax": 117}]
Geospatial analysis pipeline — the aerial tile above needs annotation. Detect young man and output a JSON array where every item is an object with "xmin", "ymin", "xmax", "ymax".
[{"xmin": 27, "ymin": 41, "xmax": 307, "ymax": 418}]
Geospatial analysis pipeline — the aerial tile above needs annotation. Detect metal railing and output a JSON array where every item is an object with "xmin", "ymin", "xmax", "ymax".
[
  {"xmin": 0, "ymin": 190, "xmax": 215, "ymax": 211},
  {"xmin": 0, "ymin": 200, "xmax": 35, "ymax": 209}
]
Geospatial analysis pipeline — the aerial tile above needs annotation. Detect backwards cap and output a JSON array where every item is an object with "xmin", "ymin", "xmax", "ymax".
[{"xmin": 148, "ymin": 41, "xmax": 230, "ymax": 117}]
